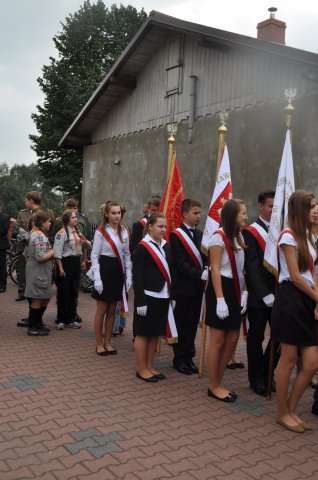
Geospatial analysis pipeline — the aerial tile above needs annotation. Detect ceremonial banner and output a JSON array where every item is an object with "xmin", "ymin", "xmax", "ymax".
[
  {"xmin": 160, "ymin": 150, "xmax": 184, "ymax": 238},
  {"xmin": 263, "ymin": 129, "xmax": 295, "ymax": 278},
  {"xmin": 201, "ymin": 145, "xmax": 232, "ymax": 254}
]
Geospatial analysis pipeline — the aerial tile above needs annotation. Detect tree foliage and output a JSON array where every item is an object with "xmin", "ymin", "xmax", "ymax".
[
  {"xmin": 30, "ymin": 1, "xmax": 147, "ymax": 199},
  {"xmin": 0, "ymin": 162, "xmax": 63, "ymax": 218}
]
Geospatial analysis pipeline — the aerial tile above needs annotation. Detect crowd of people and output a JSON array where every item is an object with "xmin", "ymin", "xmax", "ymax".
[{"xmin": 1, "ymin": 188, "xmax": 318, "ymax": 433}]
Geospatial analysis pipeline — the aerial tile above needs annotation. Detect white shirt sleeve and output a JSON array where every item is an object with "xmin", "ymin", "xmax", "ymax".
[
  {"xmin": 209, "ymin": 233, "xmax": 224, "ymax": 249},
  {"xmin": 278, "ymin": 233, "xmax": 296, "ymax": 248},
  {"xmin": 91, "ymin": 230, "xmax": 103, "ymax": 280},
  {"xmin": 122, "ymin": 228, "xmax": 132, "ymax": 281}
]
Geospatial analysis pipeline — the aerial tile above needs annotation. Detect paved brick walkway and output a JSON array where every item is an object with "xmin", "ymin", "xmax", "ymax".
[{"xmin": 1, "ymin": 278, "xmax": 318, "ymax": 480}]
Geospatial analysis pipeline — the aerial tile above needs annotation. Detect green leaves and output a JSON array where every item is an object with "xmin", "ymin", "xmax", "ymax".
[{"xmin": 30, "ymin": 1, "xmax": 147, "ymax": 199}]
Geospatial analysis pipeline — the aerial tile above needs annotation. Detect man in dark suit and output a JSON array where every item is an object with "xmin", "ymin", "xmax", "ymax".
[
  {"xmin": 0, "ymin": 202, "xmax": 10, "ymax": 293},
  {"xmin": 170, "ymin": 199, "xmax": 207, "ymax": 374},
  {"xmin": 130, "ymin": 195, "xmax": 161, "ymax": 253},
  {"xmin": 242, "ymin": 189, "xmax": 279, "ymax": 396}
]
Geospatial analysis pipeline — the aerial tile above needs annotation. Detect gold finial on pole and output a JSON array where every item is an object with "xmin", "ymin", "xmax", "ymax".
[
  {"xmin": 215, "ymin": 111, "xmax": 229, "ymax": 180},
  {"xmin": 166, "ymin": 123, "xmax": 177, "ymax": 180},
  {"xmin": 284, "ymin": 88, "xmax": 296, "ymax": 129}
]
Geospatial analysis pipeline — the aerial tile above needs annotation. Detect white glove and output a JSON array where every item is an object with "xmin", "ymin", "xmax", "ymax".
[
  {"xmin": 263, "ymin": 293, "xmax": 275, "ymax": 308},
  {"xmin": 201, "ymin": 267, "xmax": 209, "ymax": 282},
  {"xmin": 94, "ymin": 279, "xmax": 103, "ymax": 295},
  {"xmin": 216, "ymin": 298, "xmax": 229, "ymax": 319},
  {"xmin": 171, "ymin": 300, "xmax": 176, "ymax": 310},
  {"xmin": 241, "ymin": 291, "xmax": 248, "ymax": 314},
  {"xmin": 126, "ymin": 278, "xmax": 132, "ymax": 291},
  {"xmin": 137, "ymin": 306, "xmax": 147, "ymax": 316}
]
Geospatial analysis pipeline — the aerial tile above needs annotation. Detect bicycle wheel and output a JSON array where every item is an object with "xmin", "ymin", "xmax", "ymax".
[{"xmin": 9, "ymin": 256, "xmax": 19, "ymax": 285}]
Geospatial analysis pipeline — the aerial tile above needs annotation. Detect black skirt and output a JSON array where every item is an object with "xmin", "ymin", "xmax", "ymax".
[
  {"xmin": 271, "ymin": 281, "xmax": 317, "ymax": 347},
  {"xmin": 92, "ymin": 256, "xmax": 123, "ymax": 302},
  {"xmin": 134, "ymin": 295, "xmax": 169, "ymax": 337},
  {"xmin": 205, "ymin": 276, "xmax": 242, "ymax": 331}
]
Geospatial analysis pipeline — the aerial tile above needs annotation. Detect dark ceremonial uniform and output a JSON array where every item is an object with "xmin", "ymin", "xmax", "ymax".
[
  {"xmin": 130, "ymin": 217, "xmax": 147, "ymax": 253},
  {"xmin": 0, "ymin": 211, "xmax": 10, "ymax": 292},
  {"xmin": 170, "ymin": 224, "xmax": 206, "ymax": 372},
  {"xmin": 242, "ymin": 218, "xmax": 279, "ymax": 390}
]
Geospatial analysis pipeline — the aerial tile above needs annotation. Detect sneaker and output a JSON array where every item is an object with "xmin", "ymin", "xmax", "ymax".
[
  {"xmin": 65, "ymin": 322, "xmax": 81, "ymax": 329},
  {"xmin": 57, "ymin": 322, "xmax": 65, "ymax": 330},
  {"xmin": 27, "ymin": 327, "xmax": 49, "ymax": 336},
  {"xmin": 74, "ymin": 313, "xmax": 82, "ymax": 323}
]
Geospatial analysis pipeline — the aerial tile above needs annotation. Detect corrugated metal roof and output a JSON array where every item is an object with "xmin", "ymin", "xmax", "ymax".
[{"xmin": 59, "ymin": 10, "xmax": 318, "ymax": 148}]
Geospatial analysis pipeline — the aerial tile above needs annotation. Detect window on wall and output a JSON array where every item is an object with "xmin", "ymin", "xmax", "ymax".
[{"xmin": 166, "ymin": 35, "xmax": 183, "ymax": 96}]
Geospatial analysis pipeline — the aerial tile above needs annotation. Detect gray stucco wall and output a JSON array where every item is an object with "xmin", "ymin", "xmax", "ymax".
[{"xmin": 82, "ymin": 91, "xmax": 318, "ymax": 226}]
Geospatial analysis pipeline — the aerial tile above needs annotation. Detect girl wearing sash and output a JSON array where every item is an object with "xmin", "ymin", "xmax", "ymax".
[
  {"xmin": 271, "ymin": 191, "xmax": 318, "ymax": 433},
  {"xmin": 133, "ymin": 213, "xmax": 173, "ymax": 382},
  {"xmin": 54, "ymin": 209, "xmax": 90, "ymax": 330},
  {"xmin": 205, "ymin": 199, "xmax": 248, "ymax": 402},
  {"xmin": 24, "ymin": 210, "xmax": 54, "ymax": 336},
  {"xmin": 91, "ymin": 201, "xmax": 132, "ymax": 355}
]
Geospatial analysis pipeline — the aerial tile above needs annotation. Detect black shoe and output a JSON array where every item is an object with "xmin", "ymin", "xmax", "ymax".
[
  {"xmin": 155, "ymin": 373, "xmax": 166, "ymax": 380},
  {"xmin": 174, "ymin": 363, "xmax": 192, "ymax": 375},
  {"xmin": 74, "ymin": 313, "xmax": 82, "ymax": 323},
  {"xmin": 96, "ymin": 347, "xmax": 109, "ymax": 356},
  {"xmin": 250, "ymin": 381, "xmax": 267, "ymax": 397},
  {"xmin": 15, "ymin": 295, "xmax": 26, "ymax": 301},
  {"xmin": 0, "ymin": 288, "xmax": 6, "ymax": 293},
  {"xmin": 27, "ymin": 327, "xmax": 49, "ymax": 336},
  {"xmin": 207, "ymin": 389, "xmax": 236, "ymax": 402},
  {"xmin": 39, "ymin": 323, "xmax": 50, "ymax": 332},
  {"xmin": 136, "ymin": 372, "xmax": 158, "ymax": 383},
  {"xmin": 186, "ymin": 360, "xmax": 199, "ymax": 374},
  {"xmin": 17, "ymin": 318, "xmax": 30, "ymax": 327},
  {"xmin": 312, "ymin": 402, "xmax": 318, "ymax": 416}
]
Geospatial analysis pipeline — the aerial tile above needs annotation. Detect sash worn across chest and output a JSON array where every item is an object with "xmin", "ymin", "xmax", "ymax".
[
  {"xmin": 171, "ymin": 228, "xmax": 203, "ymax": 269},
  {"xmin": 139, "ymin": 240, "xmax": 178, "ymax": 343},
  {"xmin": 244, "ymin": 223, "xmax": 267, "ymax": 253},
  {"xmin": 139, "ymin": 218, "xmax": 147, "ymax": 228},
  {"xmin": 277, "ymin": 229, "xmax": 314, "ymax": 275},
  {"xmin": 215, "ymin": 229, "xmax": 241, "ymax": 304},
  {"xmin": 97, "ymin": 226, "xmax": 128, "ymax": 312}
]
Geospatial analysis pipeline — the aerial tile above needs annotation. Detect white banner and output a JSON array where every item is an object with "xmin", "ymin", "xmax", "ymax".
[
  {"xmin": 263, "ymin": 129, "xmax": 295, "ymax": 278},
  {"xmin": 201, "ymin": 145, "xmax": 232, "ymax": 254}
]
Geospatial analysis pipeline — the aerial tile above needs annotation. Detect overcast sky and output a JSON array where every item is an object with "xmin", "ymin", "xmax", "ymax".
[{"xmin": 1, "ymin": 0, "xmax": 317, "ymax": 167}]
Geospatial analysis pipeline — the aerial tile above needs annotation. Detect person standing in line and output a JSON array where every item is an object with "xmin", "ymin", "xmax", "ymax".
[
  {"xmin": 169, "ymin": 199, "xmax": 207, "ymax": 375},
  {"xmin": 205, "ymin": 199, "xmax": 248, "ymax": 403},
  {"xmin": 242, "ymin": 189, "xmax": 280, "ymax": 396},
  {"xmin": 14, "ymin": 191, "xmax": 42, "ymax": 301},
  {"xmin": 53, "ymin": 209, "xmax": 91, "ymax": 330},
  {"xmin": 91, "ymin": 201, "xmax": 132, "ymax": 355},
  {"xmin": 24, "ymin": 210, "xmax": 54, "ymax": 336},
  {"xmin": 0, "ymin": 202, "xmax": 10, "ymax": 293},
  {"xmin": 133, "ymin": 213, "xmax": 173, "ymax": 382},
  {"xmin": 271, "ymin": 190, "xmax": 318, "ymax": 433},
  {"xmin": 130, "ymin": 195, "xmax": 161, "ymax": 253}
]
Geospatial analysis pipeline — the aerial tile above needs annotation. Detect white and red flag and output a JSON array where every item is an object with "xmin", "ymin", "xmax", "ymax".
[{"xmin": 201, "ymin": 145, "xmax": 232, "ymax": 254}]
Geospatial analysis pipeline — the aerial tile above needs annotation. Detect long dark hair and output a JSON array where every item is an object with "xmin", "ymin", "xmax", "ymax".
[
  {"xmin": 103, "ymin": 201, "xmax": 125, "ymax": 242},
  {"xmin": 288, "ymin": 190, "xmax": 317, "ymax": 272},
  {"xmin": 28, "ymin": 210, "xmax": 49, "ymax": 231},
  {"xmin": 61, "ymin": 209, "xmax": 79, "ymax": 243},
  {"xmin": 220, "ymin": 199, "xmax": 246, "ymax": 251}
]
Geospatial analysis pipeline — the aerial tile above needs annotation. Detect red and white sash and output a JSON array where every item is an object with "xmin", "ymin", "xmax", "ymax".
[
  {"xmin": 97, "ymin": 226, "xmax": 128, "ymax": 312},
  {"xmin": 244, "ymin": 222, "xmax": 267, "ymax": 253},
  {"xmin": 139, "ymin": 218, "xmax": 147, "ymax": 228},
  {"xmin": 277, "ymin": 229, "xmax": 315, "ymax": 275},
  {"xmin": 172, "ymin": 228, "xmax": 203, "ymax": 269},
  {"xmin": 139, "ymin": 240, "xmax": 178, "ymax": 343}
]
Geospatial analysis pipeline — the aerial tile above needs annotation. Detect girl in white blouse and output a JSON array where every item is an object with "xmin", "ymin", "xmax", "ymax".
[
  {"xmin": 271, "ymin": 190, "xmax": 318, "ymax": 433},
  {"xmin": 91, "ymin": 202, "xmax": 132, "ymax": 356},
  {"xmin": 205, "ymin": 199, "xmax": 248, "ymax": 403}
]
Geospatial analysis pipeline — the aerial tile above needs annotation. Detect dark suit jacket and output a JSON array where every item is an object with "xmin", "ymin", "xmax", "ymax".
[
  {"xmin": 170, "ymin": 224, "xmax": 206, "ymax": 297},
  {"xmin": 130, "ymin": 218, "xmax": 147, "ymax": 253},
  {"xmin": 0, "ymin": 212, "xmax": 10, "ymax": 250},
  {"xmin": 242, "ymin": 218, "xmax": 276, "ymax": 309},
  {"xmin": 133, "ymin": 241, "xmax": 173, "ymax": 307}
]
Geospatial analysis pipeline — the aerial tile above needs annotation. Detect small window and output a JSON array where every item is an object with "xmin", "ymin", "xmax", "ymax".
[{"xmin": 166, "ymin": 36, "xmax": 183, "ymax": 96}]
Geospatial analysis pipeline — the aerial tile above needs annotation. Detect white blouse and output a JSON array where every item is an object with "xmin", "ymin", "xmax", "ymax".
[
  {"xmin": 209, "ymin": 229, "xmax": 245, "ymax": 289},
  {"xmin": 278, "ymin": 232, "xmax": 317, "ymax": 287},
  {"xmin": 91, "ymin": 224, "xmax": 132, "ymax": 281}
]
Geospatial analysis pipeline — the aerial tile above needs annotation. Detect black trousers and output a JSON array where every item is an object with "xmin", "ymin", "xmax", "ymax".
[
  {"xmin": 246, "ymin": 306, "xmax": 280, "ymax": 385},
  {"xmin": 55, "ymin": 256, "xmax": 81, "ymax": 324},
  {"xmin": 16, "ymin": 252, "xmax": 26, "ymax": 295},
  {"xmin": 173, "ymin": 292, "xmax": 202, "ymax": 366},
  {"xmin": 0, "ymin": 249, "xmax": 7, "ymax": 289}
]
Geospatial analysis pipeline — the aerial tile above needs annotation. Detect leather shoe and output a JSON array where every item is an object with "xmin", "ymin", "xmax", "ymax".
[
  {"xmin": 15, "ymin": 295, "xmax": 26, "ymax": 301},
  {"xmin": 0, "ymin": 288, "xmax": 6, "ymax": 293},
  {"xmin": 207, "ymin": 388, "xmax": 236, "ymax": 403},
  {"xmin": 186, "ymin": 360, "xmax": 199, "ymax": 374},
  {"xmin": 250, "ymin": 382, "xmax": 267, "ymax": 397},
  {"xmin": 174, "ymin": 363, "xmax": 192, "ymax": 375},
  {"xmin": 17, "ymin": 318, "xmax": 30, "ymax": 327},
  {"xmin": 276, "ymin": 416, "xmax": 304, "ymax": 433},
  {"xmin": 155, "ymin": 373, "xmax": 166, "ymax": 380},
  {"xmin": 136, "ymin": 372, "xmax": 158, "ymax": 382}
]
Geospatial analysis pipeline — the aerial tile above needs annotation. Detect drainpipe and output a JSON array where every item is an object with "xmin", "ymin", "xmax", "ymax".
[{"xmin": 188, "ymin": 75, "xmax": 197, "ymax": 144}]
